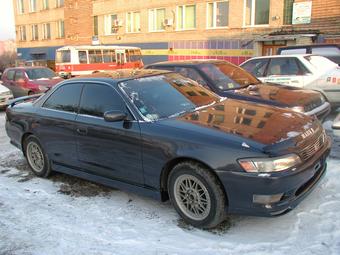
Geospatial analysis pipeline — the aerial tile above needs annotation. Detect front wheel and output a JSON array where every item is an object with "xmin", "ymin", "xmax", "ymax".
[
  {"xmin": 168, "ymin": 162, "xmax": 227, "ymax": 229},
  {"xmin": 24, "ymin": 135, "xmax": 51, "ymax": 177}
]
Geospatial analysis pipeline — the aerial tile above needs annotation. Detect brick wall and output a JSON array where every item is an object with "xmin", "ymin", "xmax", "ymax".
[
  {"xmin": 292, "ymin": 0, "xmax": 340, "ymax": 35},
  {"xmin": 64, "ymin": 0, "xmax": 93, "ymax": 45}
]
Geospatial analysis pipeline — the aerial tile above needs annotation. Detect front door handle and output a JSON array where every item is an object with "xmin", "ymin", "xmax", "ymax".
[{"xmin": 76, "ymin": 127, "xmax": 88, "ymax": 135}]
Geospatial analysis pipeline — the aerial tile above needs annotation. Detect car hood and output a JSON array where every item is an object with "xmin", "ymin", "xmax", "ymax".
[
  {"xmin": 0, "ymin": 84, "xmax": 10, "ymax": 93},
  {"xmin": 29, "ymin": 77, "xmax": 63, "ymax": 87},
  {"xmin": 168, "ymin": 99, "xmax": 319, "ymax": 150},
  {"xmin": 226, "ymin": 83, "xmax": 323, "ymax": 109}
]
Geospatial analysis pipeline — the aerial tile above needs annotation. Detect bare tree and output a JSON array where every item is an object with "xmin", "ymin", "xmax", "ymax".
[{"xmin": 0, "ymin": 51, "xmax": 17, "ymax": 74}]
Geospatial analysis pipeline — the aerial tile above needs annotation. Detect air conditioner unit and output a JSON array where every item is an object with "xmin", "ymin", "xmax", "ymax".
[
  {"xmin": 113, "ymin": 19, "xmax": 123, "ymax": 27},
  {"xmin": 163, "ymin": 18, "xmax": 173, "ymax": 26}
]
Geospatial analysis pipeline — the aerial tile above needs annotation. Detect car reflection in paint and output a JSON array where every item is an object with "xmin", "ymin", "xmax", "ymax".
[
  {"xmin": 5, "ymin": 69, "xmax": 331, "ymax": 229},
  {"xmin": 145, "ymin": 60, "xmax": 331, "ymax": 121}
]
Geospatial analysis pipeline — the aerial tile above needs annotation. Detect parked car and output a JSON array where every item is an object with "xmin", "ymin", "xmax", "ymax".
[
  {"xmin": 146, "ymin": 60, "xmax": 330, "ymax": 121},
  {"xmin": 6, "ymin": 70, "xmax": 331, "ymax": 228},
  {"xmin": 0, "ymin": 81, "xmax": 13, "ymax": 109},
  {"xmin": 240, "ymin": 55, "xmax": 340, "ymax": 109},
  {"xmin": 1, "ymin": 67, "xmax": 63, "ymax": 98},
  {"xmin": 277, "ymin": 44, "xmax": 340, "ymax": 65},
  {"xmin": 333, "ymin": 113, "xmax": 340, "ymax": 137}
]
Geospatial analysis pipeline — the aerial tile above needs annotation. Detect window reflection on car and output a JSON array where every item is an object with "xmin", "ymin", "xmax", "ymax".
[{"xmin": 119, "ymin": 73, "xmax": 220, "ymax": 121}]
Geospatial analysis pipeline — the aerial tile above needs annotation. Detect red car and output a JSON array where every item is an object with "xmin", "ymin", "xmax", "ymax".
[{"xmin": 1, "ymin": 67, "xmax": 63, "ymax": 98}]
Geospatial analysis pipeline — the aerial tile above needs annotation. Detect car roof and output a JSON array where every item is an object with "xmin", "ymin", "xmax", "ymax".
[
  {"xmin": 5, "ymin": 66, "xmax": 52, "ymax": 71},
  {"xmin": 278, "ymin": 44, "xmax": 339, "ymax": 49},
  {"xmin": 243, "ymin": 54, "xmax": 315, "ymax": 60},
  {"xmin": 72, "ymin": 69, "xmax": 172, "ymax": 83},
  {"xmin": 147, "ymin": 60, "xmax": 226, "ymax": 66}
]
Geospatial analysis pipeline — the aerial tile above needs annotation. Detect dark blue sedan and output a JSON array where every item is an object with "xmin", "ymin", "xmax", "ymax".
[
  {"xmin": 145, "ymin": 60, "xmax": 331, "ymax": 121},
  {"xmin": 5, "ymin": 70, "xmax": 331, "ymax": 228}
]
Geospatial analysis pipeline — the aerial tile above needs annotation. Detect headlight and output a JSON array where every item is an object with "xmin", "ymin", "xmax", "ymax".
[
  {"xmin": 291, "ymin": 106, "xmax": 305, "ymax": 113},
  {"xmin": 0, "ymin": 91, "xmax": 12, "ymax": 96},
  {"xmin": 238, "ymin": 154, "xmax": 302, "ymax": 173},
  {"xmin": 39, "ymin": 85, "xmax": 48, "ymax": 91}
]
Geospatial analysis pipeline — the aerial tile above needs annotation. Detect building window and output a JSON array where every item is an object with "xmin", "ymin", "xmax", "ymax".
[
  {"xmin": 29, "ymin": 0, "xmax": 37, "ymax": 12},
  {"xmin": 19, "ymin": 26, "xmax": 26, "ymax": 41},
  {"xmin": 149, "ymin": 8, "xmax": 165, "ymax": 32},
  {"xmin": 104, "ymin": 14, "xmax": 118, "ymax": 35},
  {"xmin": 42, "ymin": 0, "xmax": 49, "ymax": 10},
  {"xmin": 31, "ymin": 24, "xmax": 39, "ymax": 40},
  {"xmin": 244, "ymin": 0, "xmax": 270, "ymax": 26},
  {"xmin": 56, "ymin": 0, "xmax": 64, "ymax": 8},
  {"xmin": 207, "ymin": 1, "xmax": 229, "ymax": 28},
  {"xmin": 283, "ymin": 0, "xmax": 294, "ymax": 25},
  {"xmin": 17, "ymin": 0, "xmax": 24, "ymax": 14},
  {"xmin": 177, "ymin": 5, "xmax": 196, "ymax": 30},
  {"xmin": 93, "ymin": 16, "xmax": 98, "ymax": 35},
  {"xmin": 56, "ymin": 20, "xmax": 64, "ymax": 38},
  {"xmin": 127, "ymin": 11, "xmax": 140, "ymax": 33},
  {"xmin": 42, "ymin": 23, "xmax": 51, "ymax": 39}
]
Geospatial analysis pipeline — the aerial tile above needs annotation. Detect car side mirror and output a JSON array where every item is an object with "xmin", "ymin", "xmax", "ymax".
[{"xmin": 103, "ymin": 110, "xmax": 127, "ymax": 122}]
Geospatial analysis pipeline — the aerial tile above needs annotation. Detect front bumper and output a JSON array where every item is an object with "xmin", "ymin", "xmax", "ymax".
[
  {"xmin": 0, "ymin": 94, "xmax": 14, "ymax": 108},
  {"xmin": 216, "ymin": 136, "xmax": 331, "ymax": 217},
  {"xmin": 305, "ymin": 102, "xmax": 331, "ymax": 122}
]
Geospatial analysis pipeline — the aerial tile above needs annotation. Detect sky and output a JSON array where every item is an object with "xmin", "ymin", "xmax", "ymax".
[{"xmin": 0, "ymin": 0, "xmax": 15, "ymax": 40}]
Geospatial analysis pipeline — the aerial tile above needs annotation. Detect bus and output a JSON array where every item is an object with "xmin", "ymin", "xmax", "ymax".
[{"xmin": 55, "ymin": 45, "xmax": 143, "ymax": 78}]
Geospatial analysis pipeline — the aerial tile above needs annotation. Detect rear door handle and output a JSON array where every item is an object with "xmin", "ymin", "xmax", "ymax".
[{"xmin": 76, "ymin": 127, "xmax": 88, "ymax": 135}]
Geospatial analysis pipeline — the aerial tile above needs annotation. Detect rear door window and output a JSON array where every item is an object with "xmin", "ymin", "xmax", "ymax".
[
  {"xmin": 43, "ymin": 83, "xmax": 83, "ymax": 113},
  {"xmin": 79, "ymin": 84, "xmax": 125, "ymax": 118},
  {"xmin": 267, "ymin": 58, "xmax": 300, "ymax": 76},
  {"xmin": 241, "ymin": 59, "xmax": 269, "ymax": 77}
]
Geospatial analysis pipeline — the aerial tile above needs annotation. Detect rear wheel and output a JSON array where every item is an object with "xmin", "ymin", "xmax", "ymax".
[
  {"xmin": 28, "ymin": 91, "xmax": 34, "ymax": 96},
  {"xmin": 168, "ymin": 161, "xmax": 226, "ymax": 229},
  {"xmin": 24, "ymin": 135, "xmax": 51, "ymax": 177}
]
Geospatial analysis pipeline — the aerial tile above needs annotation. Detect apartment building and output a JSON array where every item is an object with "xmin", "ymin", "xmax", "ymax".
[{"xmin": 13, "ymin": 0, "xmax": 340, "ymax": 66}]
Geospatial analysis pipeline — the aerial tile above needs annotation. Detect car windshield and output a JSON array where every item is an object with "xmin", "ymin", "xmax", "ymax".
[
  {"xmin": 198, "ymin": 63, "xmax": 260, "ymax": 91},
  {"xmin": 26, "ymin": 68, "xmax": 56, "ymax": 80},
  {"xmin": 119, "ymin": 73, "xmax": 221, "ymax": 121}
]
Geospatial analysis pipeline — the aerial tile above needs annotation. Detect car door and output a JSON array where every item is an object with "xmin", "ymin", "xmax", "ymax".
[
  {"xmin": 14, "ymin": 70, "xmax": 28, "ymax": 97},
  {"xmin": 38, "ymin": 83, "xmax": 83, "ymax": 168},
  {"xmin": 262, "ymin": 57, "xmax": 305, "ymax": 88},
  {"xmin": 75, "ymin": 82, "xmax": 143, "ymax": 184}
]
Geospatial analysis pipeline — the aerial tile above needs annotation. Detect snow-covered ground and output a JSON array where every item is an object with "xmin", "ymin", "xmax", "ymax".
[{"xmin": 0, "ymin": 112, "xmax": 340, "ymax": 255}]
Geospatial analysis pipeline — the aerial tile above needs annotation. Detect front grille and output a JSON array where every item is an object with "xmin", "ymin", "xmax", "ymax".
[
  {"xmin": 299, "ymin": 132, "xmax": 326, "ymax": 161},
  {"xmin": 305, "ymin": 98, "xmax": 322, "ymax": 112}
]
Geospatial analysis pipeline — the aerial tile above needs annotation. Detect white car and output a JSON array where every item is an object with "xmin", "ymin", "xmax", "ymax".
[
  {"xmin": 0, "ymin": 81, "xmax": 13, "ymax": 109},
  {"xmin": 241, "ymin": 54, "xmax": 340, "ymax": 108}
]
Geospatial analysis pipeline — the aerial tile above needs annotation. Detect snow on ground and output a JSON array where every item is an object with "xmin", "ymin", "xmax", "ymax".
[{"xmin": 0, "ymin": 112, "xmax": 340, "ymax": 255}]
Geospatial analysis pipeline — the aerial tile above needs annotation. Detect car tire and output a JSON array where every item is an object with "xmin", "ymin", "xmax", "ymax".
[
  {"xmin": 168, "ymin": 161, "xmax": 226, "ymax": 229},
  {"xmin": 24, "ymin": 135, "xmax": 51, "ymax": 177},
  {"xmin": 28, "ymin": 91, "xmax": 34, "ymax": 96}
]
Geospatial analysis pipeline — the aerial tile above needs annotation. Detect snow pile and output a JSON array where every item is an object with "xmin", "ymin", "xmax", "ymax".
[{"xmin": 0, "ymin": 113, "xmax": 340, "ymax": 255}]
